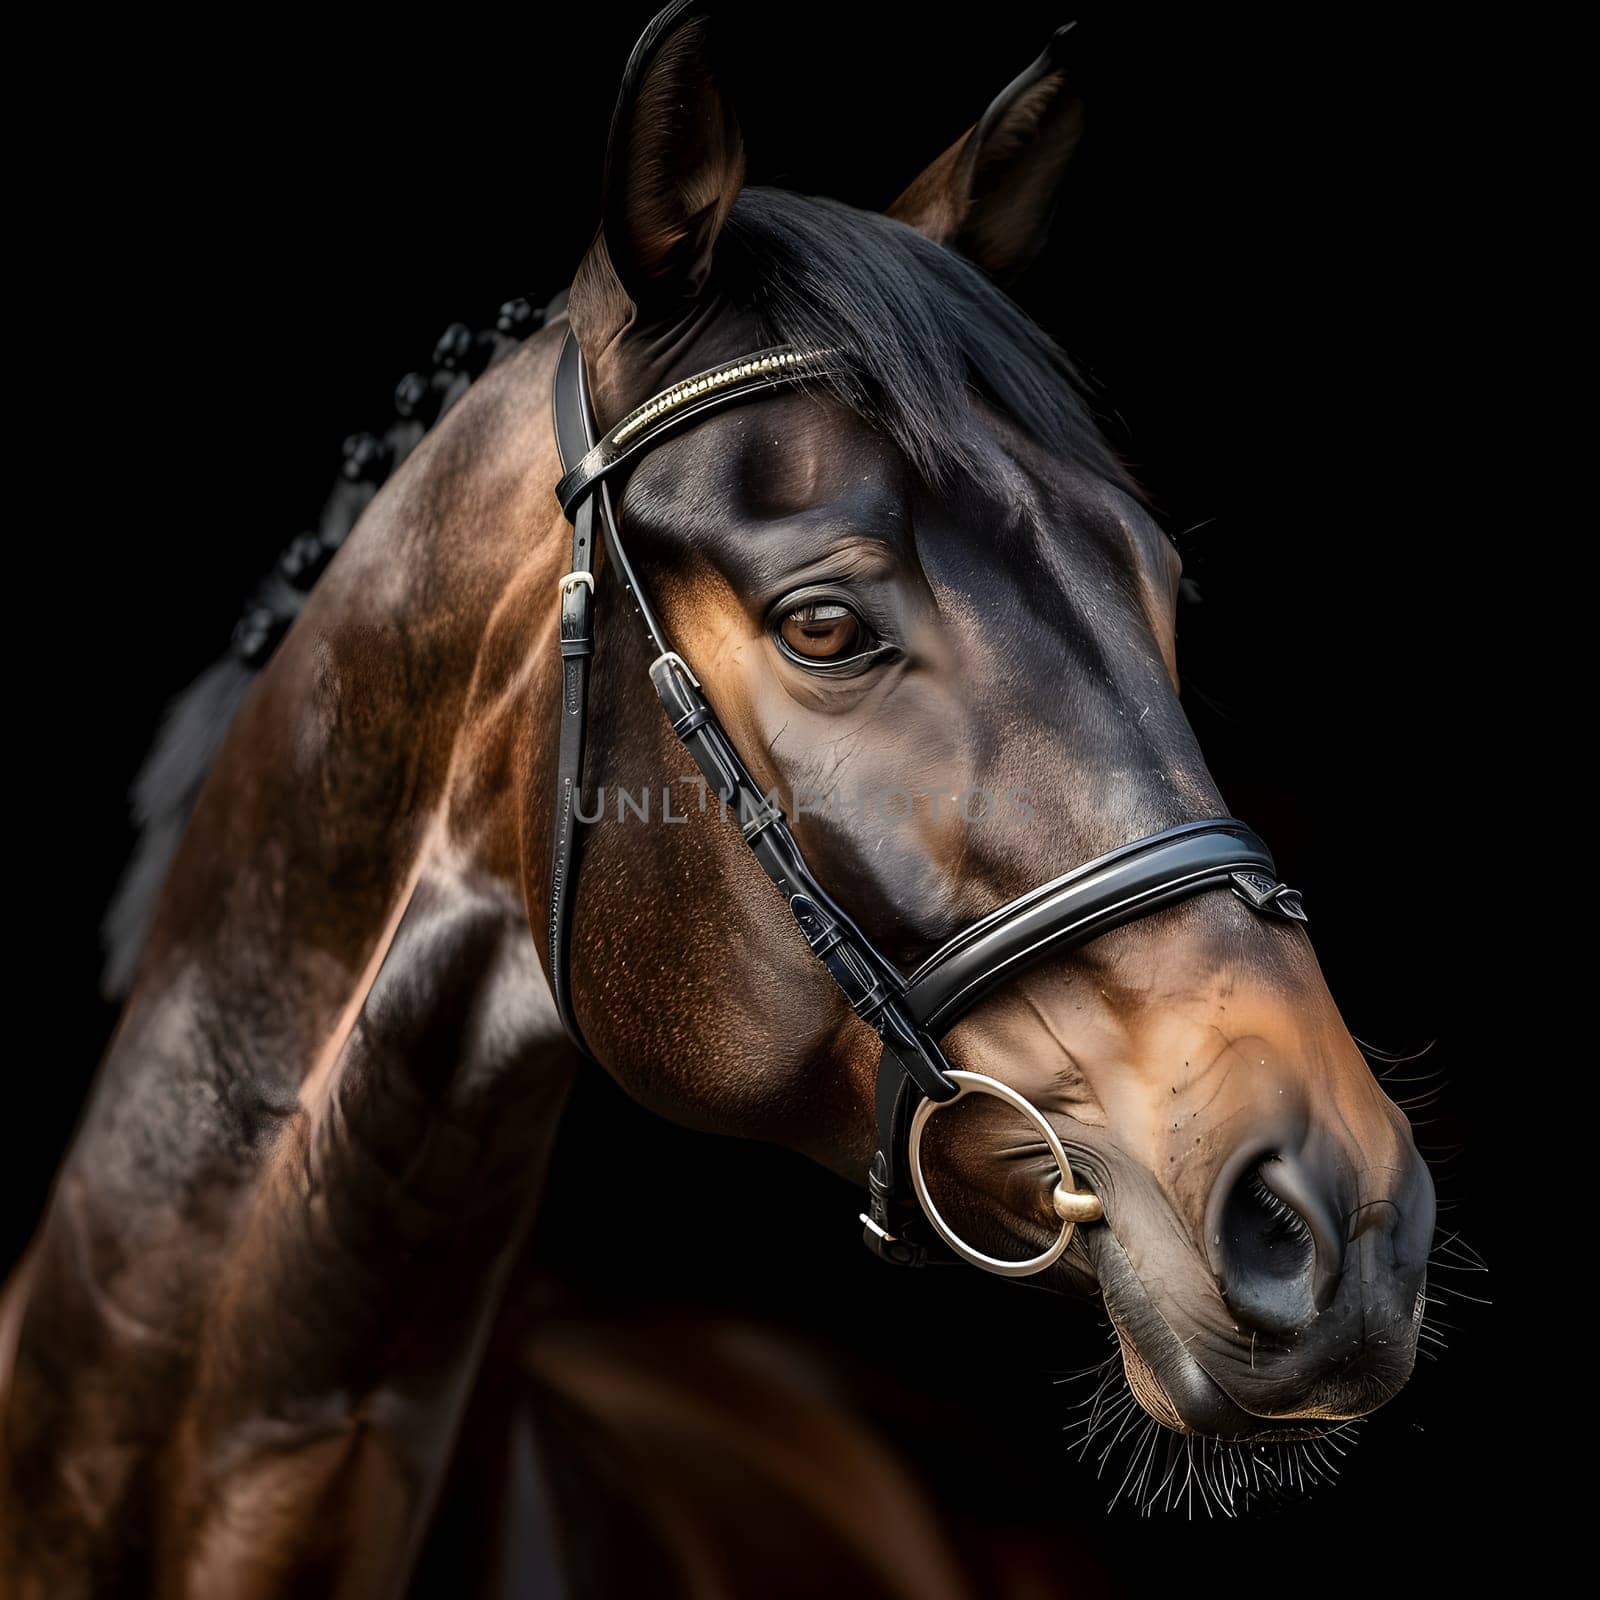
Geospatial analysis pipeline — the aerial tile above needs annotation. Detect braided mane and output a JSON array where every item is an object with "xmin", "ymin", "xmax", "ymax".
[{"xmin": 100, "ymin": 296, "xmax": 554, "ymax": 997}]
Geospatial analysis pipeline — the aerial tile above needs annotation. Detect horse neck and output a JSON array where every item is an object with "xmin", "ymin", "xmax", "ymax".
[
  {"xmin": 96, "ymin": 324, "xmax": 575, "ymax": 1169},
  {"xmin": 3, "ymin": 331, "xmax": 581, "ymax": 1587}
]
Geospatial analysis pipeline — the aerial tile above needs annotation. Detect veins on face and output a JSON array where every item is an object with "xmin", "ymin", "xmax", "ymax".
[{"xmin": 1018, "ymin": 988, "xmax": 1103, "ymax": 1122}]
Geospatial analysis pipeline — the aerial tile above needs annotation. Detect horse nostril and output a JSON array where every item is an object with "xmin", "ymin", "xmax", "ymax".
[{"xmin": 1214, "ymin": 1158, "xmax": 1334, "ymax": 1334}]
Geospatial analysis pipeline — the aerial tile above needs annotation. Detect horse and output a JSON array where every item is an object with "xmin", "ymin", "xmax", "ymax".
[{"xmin": 0, "ymin": 4, "xmax": 1436, "ymax": 1592}]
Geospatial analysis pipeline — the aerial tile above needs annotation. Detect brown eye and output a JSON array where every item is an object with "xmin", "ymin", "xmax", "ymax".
[{"xmin": 778, "ymin": 602, "xmax": 863, "ymax": 662}]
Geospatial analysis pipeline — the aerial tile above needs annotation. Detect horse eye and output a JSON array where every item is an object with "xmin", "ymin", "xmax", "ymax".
[{"xmin": 778, "ymin": 602, "xmax": 865, "ymax": 663}]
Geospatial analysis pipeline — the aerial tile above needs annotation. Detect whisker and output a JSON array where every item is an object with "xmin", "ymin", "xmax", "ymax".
[{"xmin": 1354, "ymin": 1035, "xmax": 1439, "ymax": 1066}]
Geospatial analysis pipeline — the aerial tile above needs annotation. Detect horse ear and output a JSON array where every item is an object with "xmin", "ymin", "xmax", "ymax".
[
  {"xmin": 887, "ymin": 24, "xmax": 1083, "ymax": 283},
  {"xmin": 569, "ymin": 1, "xmax": 745, "ymax": 352}
]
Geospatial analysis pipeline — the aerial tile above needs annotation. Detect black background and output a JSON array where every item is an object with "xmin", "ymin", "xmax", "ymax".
[{"xmin": 22, "ymin": 3, "xmax": 1505, "ymax": 1589}]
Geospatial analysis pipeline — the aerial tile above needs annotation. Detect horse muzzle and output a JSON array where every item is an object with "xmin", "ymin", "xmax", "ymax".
[{"xmin": 1085, "ymin": 1169, "xmax": 1434, "ymax": 1440}]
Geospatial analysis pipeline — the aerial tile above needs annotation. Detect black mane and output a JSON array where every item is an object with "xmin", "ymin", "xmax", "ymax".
[{"xmin": 720, "ymin": 189, "xmax": 1131, "ymax": 494}]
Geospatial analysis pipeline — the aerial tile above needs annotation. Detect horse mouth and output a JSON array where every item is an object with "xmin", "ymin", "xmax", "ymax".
[{"xmin": 1082, "ymin": 1225, "xmax": 1361, "ymax": 1443}]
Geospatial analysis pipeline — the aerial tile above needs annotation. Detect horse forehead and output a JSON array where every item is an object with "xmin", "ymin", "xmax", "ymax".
[
  {"xmin": 615, "ymin": 386, "xmax": 1154, "ymax": 607},
  {"xmin": 622, "ymin": 390, "xmax": 906, "ymax": 527}
]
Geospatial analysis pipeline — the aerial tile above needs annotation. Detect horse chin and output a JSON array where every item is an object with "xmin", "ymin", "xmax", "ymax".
[{"xmin": 1080, "ymin": 1225, "xmax": 1372, "ymax": 1444}]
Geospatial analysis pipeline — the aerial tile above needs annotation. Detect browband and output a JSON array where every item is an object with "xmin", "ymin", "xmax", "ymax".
[
  {"xmin": 556, "ymin": 344, "xmax": 841, "ymax": 517},
  {"xmin": 547, "ymin": 327, "xmax": 1307, "ymax": 1272}
]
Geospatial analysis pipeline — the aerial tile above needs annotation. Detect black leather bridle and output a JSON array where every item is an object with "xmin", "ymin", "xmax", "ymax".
[{"xmin": 548, "ymin": 327, "xmax": 1306, "ymax": 1272}]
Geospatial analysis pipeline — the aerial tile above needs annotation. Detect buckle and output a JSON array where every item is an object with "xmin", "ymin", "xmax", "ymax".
[
  {"xmin": 859, "ymin": 1212, "xmax": 927, "ymax": 1267},
  {"xmin": 740, "ymin": 796, "xmax": 784, "ymax": 843},
  {"xmin": 649, "ymin": 650, "xmax": 701, "ymax": 689},
  {"xmin": 558, "ymin": 571, "xmax": 594, "ymax": 596},
  {"xmin": 1230, "ymin": 870, "xmax": 1308, "ymax": 923},
  {"xmin": 859, "ymin": 1211, "xmax": 896, "ymax": 1243}
]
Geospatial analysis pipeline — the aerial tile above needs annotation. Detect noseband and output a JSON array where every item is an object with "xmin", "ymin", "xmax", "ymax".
[{"xmin": 548, "ymin": 329, "xmax": 1306, "ymax": 1275}]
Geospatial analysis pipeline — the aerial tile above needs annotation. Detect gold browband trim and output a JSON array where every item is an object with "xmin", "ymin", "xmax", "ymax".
[
  {"xmin": 554, "ymin": 343, "xmax": 841, "ymax": 517},
  {"xmin": 610, "ymin": 347, "xmax": 836, "ymax": 447}
]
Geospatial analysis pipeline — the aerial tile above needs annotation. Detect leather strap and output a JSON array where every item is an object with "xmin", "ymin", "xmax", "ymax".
[
  {"xmin": 650, "ymin": 654, "xmax": 960, "ymax": 1107},
  {"xmin": 904, "ymin": 819, "xmax": 1297, "ymax": 1031},
  {"xmin": 546, "ymin": 336, "xmax": 602, "ymax": 1051},
  {"xmin": 547, "ymin": 512, "xmax": 597, "ymax": 1050}
]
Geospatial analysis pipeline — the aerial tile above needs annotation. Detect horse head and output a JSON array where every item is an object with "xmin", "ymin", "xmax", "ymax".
[{"xmin": 542, "ymin": 2, "xmax": 1434, "ymax": 1444}]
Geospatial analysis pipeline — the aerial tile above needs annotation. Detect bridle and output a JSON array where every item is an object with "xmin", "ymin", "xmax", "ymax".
[{"xmin": 548, "ymin": 326, "xmax": 1307, "ymax": 1275}]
